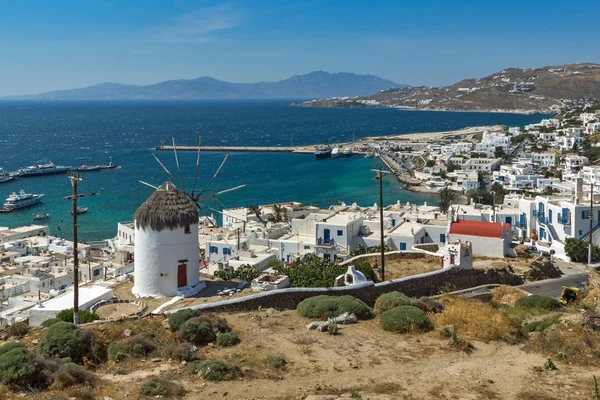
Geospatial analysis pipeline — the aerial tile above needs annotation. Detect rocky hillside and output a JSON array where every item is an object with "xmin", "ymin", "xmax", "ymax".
[{"xmin": 295, "ymin": 63, "xmax": 600, "ymax": 113}]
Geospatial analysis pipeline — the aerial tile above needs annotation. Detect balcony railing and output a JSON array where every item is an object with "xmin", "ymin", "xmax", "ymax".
[{"xmin": 317, "ymin": 238, "xmax": 335, "ymax": 247}]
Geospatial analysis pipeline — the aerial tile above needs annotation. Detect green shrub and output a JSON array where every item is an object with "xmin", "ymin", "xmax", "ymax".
[
  {"xmin": 139, "ymin": 377, "xmax": 184, "ymax": 397},
  {"xmin": 37, "ymin": 322, "xmax": 104, "ymax": 364},
  {"xmin": 380, "ymin": 306, "xmax": 432, "ymax": 333},
  {"xmin": 41, "ymin": 318, "xmax": 61, "ymax": 328},
  {"xmin": 374, "ymin": 292, "xmax": 413, "ymax": 314},
  {"xmin": 515, "ymin": 295, "xmax": 561, "ymax": 310},
  {"xmin": 177, "ymin": 318, "xmax": 216, "ymax": 345},
  {"xmin": 217, "ymin": 332, "xmax": 240, "ymax": 347},
  {"xmin": 7, "ymin": 322, "xmax": 29, "ymax": 338},
  {"xmin": 0, "ymin": 343, "xmax": 38, "ymax": 388},
  {"xmin": 525, "ymin": 315, "xmax": 561, "ymax": 333},
  {"xmin": 267, "ymin": 355, "xmax": 286, "ymax": 369},
  {"xmin": 119, "ymin": 335, "xmax": 156, "ymax": 357},
  {"xmin": 56, "ymin": 309, "xmax": 100, "ymax": 324},
  {"xmin": 108, "ymin": 342, "xmax": 126, "ymax": 362},
  {"xmin": 297, "ymin": 295, "xmax": 374, "ymax": 320},
  {"xmin": 168, "ymin": 309, "xmax": 201, "ymax": 331},
  {"xmin": 161, "ymin": 342, "xmax": 199, "ymax": 362},
  {"xmin": 51, "ymin": 362, "xmax": 95, "ymax": 389},
  {"xmin": 189, "ymin": 360, "xmax": 241, "ymax": 381}
]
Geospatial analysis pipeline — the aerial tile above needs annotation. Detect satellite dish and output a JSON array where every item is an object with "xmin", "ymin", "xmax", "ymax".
[
  {"xmin": 266, "ymin": 222, "xmax": 272, "ymax": 229},
  {"xmin": 550, "ymin": 250, "xmax": 556, "ymax": 255}
]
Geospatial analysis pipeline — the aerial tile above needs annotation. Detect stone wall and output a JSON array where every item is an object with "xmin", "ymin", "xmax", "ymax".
[
  {"xmin": 166, "ymin": 266, "xmax": 523, "ymax": 315},
  {"xmin": 339, "ymin": 250, "xmax": 441, "ymax": 267}
]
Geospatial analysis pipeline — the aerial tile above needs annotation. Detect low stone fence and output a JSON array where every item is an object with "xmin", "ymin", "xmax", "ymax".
[
  {"xmin": 91, "ymin": 298, "xmax": 148, "ymax": 319},
  {"xmin": 165, "ymin": 266, "xmax": 523, "ymax": 315},
  {"xmin": 339, "ymin": 250, "xmax": 441, "ymax": 267}
]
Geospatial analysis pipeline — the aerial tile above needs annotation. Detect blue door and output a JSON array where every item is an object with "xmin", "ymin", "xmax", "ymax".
[
  {"xmin": 392, "ymin": 219, "xmax": 396, "ymax": 227},
  {"xmin": 548, "ymin": 210, "xmax": 552, "ymax": 223},
  {"xmin": 540, "ymin": 227, "xmax": 546, "ymax": 240},
  {"xmin": 505, "ymin": 217, "xmax": 512, "ymax": 226},
  {"xmin": 324, "ymin": 229, "xmax": 330, "ymax": 243},
  {"xmin": 400, "ymin": 242, "xmax": 407, "ymax": 250}
]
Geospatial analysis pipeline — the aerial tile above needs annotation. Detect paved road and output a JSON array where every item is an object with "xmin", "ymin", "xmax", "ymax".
[{"xmin": 518, "ymin": 272, "xmax": 588, "ymax": 298}]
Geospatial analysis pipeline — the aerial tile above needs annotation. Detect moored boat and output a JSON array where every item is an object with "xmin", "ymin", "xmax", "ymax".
[
  {"xmin": 342, "ymin": 146, "xmax": 353, "ymax": 157},
  {"xmin": 1, "ymin": 190, "xmax": 44, "ymax": 212},
  {"xmin": 33, "ymin": 213, "xmax": 49, "ymax": 220},
  {"xmin": 314, "ymin": 144, "xmax": 332, "ymax": 159},
  {"xmin": 331, "ymin": 146, "xmax": 342, "ymax": 158},
  {"xmin": 71, "ymin": 206, "xmax": 88, "ymax": 215},
  {"xmin": 0, "ymin": 168, "xmax": 14, "ymax": 184}
]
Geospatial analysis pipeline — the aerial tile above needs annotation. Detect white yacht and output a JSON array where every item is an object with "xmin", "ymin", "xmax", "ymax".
[
  {"xmin": 342, "ymin": 146, "xmax": 353, "ymax": 157},
  {"xmin": 331, "ymin": 146, "xmax": 342, "ymax": 158},
  {"xmin": 1, "ymin": 190, "xmax": 44, "ymax": 212},
  {"xmin": 0, "ymin": 168, "xmax": 14, "ymax": 184},
  {"xmin": 17, "ymin": 161, "xmax": 72, "ymax": 177}
]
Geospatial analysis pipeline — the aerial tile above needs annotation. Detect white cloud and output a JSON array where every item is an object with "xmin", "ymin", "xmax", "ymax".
[{"xmin": 152, "ymin": 4, "xmax": 238, "ymax": 44}]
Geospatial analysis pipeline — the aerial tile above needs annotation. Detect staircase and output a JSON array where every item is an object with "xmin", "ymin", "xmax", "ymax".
[{"xmin": 579, "ymin": 221, "xmax": 600, "ymax": 241}]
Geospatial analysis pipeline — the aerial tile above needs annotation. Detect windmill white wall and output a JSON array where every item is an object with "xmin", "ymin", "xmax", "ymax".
[{"xmin": 132, "ymin": 223, "xmax": 201, "ymax": 298}]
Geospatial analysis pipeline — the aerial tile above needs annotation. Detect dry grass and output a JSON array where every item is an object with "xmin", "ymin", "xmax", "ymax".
[
  {"xmin": 431, "ymin": 297, "xmax": 522, "ymax": 342},
  {"xmin": 384, "ymin": 258, "xmax": 442, "ymax": 280},
  {"xmin": 491, "ymin": 285, "xmax": 528, "ymax": 305}
]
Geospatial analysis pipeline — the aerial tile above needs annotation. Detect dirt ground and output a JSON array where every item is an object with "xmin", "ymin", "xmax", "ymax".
[
  {"xmin": 384, "ymin": 258, "xmax": 442, "ymax": 280},
  {"xmin": 10, "ymin": 308, "xmax": 593, "ymax": 400},
  {"xmin": 95, "ymin": 302, "xmax": 144, "ymax": 319}
]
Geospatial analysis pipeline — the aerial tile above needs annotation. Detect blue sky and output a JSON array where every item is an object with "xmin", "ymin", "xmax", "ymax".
[{"xmin": 1, "ymin": 0, "xmax": 599, "ymax": 96}]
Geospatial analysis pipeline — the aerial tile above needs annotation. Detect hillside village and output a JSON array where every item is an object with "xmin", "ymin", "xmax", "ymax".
[{"xmin": 1, "ymin": 102, "xmax": 600, "ymax": 398}]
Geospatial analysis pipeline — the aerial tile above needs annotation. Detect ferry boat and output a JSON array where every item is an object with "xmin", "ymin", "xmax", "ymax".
[
  {"xmin": 331, "ymin": 146, "xmax": 342, "ymax": 158},
  {"xmin": 17, "ymin": 161, "xmax": 72, "ymax": 177},
  {"xmin": 71, "ymin": 206, "xmax": 89, "ymax": 215},
  {"xmin": 314, "ymin": 144, "xmax": 332, "ymax": 159},
  {"xmin": 0, "ymin": 168, "xmax": 14, "ymax": 184},
  {"xmin": 1, "ymin": 190, "xmax": 44, "ymax": 212},
  {"xmin": 342, "ymin": 146, "xmax": 353, "ymax": 157},
  {"xmin": 33, "ymin": 213, "xmax": 49, "ymax": 220}
]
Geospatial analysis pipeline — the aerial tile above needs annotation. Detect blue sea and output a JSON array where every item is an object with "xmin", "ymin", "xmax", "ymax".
[{"xmin": 0, "ymin": 100, "xmax": 549, "ymax": 241}]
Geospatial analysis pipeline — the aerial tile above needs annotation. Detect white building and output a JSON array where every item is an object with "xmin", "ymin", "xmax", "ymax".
[
  {"xmin": 564, "ymin": 155, "xmax": 589, "ymax": 174},
  {"xmin": 531, "ymin": 152, "xmax": 556, "ymax": 167},
  {"xmin": 132, "ymin": 182, "xmax": 204, "ymax": 298},
  {"xmin": 447, "ymin": 218, "xmax": 512, "ymax": 258},
  {"xmin": 0, "ymin": 225, "xmax": 49, "ymax": 244},
  {"xmin": 475, "ymin": 131, "xmax": 511, "ymax": 157}
]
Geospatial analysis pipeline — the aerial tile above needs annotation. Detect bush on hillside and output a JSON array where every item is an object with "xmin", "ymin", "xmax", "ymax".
[
  {"xmin": 51, "ymin": 362, "xmax": 95, "ymax": 389},
  {"xmin": 56, "ymin": 309, "xmax": 100, "ymax": 324},
  {"xmin": 515, "ymin": 295, "xmax": 561, "ymax": 310},
  {"xmin": 297, "ymin": 295, "xmax": 374, "ymax": 320},
  {"xmin": 7, "ymin": 322, "xmax": 29, "ymax": 338},
  {"xmin": 0, "ymin": 343, "xmax": 39, "ymax": 388},
  {"xmin": 118, "ymin": 335, "xmax": 156, "ymax": 357},
  {"xmin": 374, "ymin": 292, "xmax": 413, "ymax": 314},
  {"xmin": 41, "ymin": 318, "xmax": 62, "ymax": 328},
  {"xmin": 380, "ymin": 306, "xmax": 432, "ymax": 333},
  {"xmin": 267, "ymin": 355, "xmax": 286, "ymax": 369},
  {"xmin": 161, "ymin": 342, "xmax": 200, "ymax": 362},
  {"xmin": 177, "ymin": 319, "xmax": 216, "ymax": 345},
  {"xmin": 168, "ymin": 309, "xmax": 201, "ymax": 331},
  {"xmin": 139, "ymin": 377, "xmax": 185, "ymax": 397},
  {"xmin": 108, "ymin": 342, "xmax": 126, "ymax": 362},
  {"xmin": 217, "ymin": 332, "xmax": 240, "ymax": 347},
  {"xmin": 37, "ymin": 322, "xmax": 105, "ymax": 364},
  {"xmin": 413, "ymin": 299, "xmax": 445, "ymax": 314},
  {"xmin": 189, "ymin": 360, "xmax": 241, "ymax": 381}
]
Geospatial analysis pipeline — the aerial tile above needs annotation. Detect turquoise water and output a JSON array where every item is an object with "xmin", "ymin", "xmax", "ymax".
[{"xmin": 0, "ymin": 100, "xmax": 549, "ymax": 241}]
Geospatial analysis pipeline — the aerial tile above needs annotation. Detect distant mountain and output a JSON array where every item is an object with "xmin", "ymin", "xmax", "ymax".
[
  {"xmin": 3, "ymin": 72, "xmax": 403, "ymax": 100},
  {"xmin": 296, "ymin": 63, "xmax": 600, "ymax": 113}
]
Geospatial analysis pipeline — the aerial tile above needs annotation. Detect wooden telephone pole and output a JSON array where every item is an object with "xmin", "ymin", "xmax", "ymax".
[
  {"xmin": 371, "ymin": 168, "xmax": 390, "ymax": 281},
  {"xmin": 589, "ymin": 184, "xmax": 594, "ymax": 265}
]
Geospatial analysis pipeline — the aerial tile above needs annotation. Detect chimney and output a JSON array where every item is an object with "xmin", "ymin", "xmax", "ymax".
[{"xmin": 576, "ymin": 177, "xmax": 583, "ymax": 202}]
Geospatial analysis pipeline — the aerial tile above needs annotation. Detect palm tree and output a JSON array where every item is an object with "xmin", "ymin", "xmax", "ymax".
[
  {"xmin": 249, "ymin": 205, "xmax": 267, "ymax": 226},
  {"xmin": 268, "ymin": 204, "xmax": 288, "ymax": 223},
  {"xmin": 438, "ymin": 185, "xmax": 456, "ymax": 213}
]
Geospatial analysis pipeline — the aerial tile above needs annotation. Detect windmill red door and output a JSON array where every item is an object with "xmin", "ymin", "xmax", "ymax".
[{"xmin": 177, "ymin": 264, "xmax": 187, "ymax": 287}]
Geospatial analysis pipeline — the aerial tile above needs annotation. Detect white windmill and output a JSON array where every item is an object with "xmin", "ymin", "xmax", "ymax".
[{"xmin": 133, "ymin": 137, "xmax": 245, "ymax": 298}]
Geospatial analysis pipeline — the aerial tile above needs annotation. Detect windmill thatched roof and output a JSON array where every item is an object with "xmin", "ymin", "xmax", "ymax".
[{"xmin": 134, "ymin": 182, "xmax": 198, "ymax": 232}]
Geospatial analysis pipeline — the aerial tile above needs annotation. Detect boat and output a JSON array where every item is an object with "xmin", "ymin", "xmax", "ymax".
[
  {"xmin": 33, "ymin": 213, "xmax": 49, "ymax": 220},
  {"xmin": 342, "ymin": 146, "xmax": 353, "ymax": 157},
  {"xmin": 17, "ymin": 161, "xmax": 72, "ymax": 177},
  {"xmin": 76, "ymin": 164, "xmax": 102, "ymax": 172},
  {"xmin": 1, "ymin": 190, "xmax": 44, "ymax": 212},
  {"xmin": 364, "ymin": 152, "xmax": 375, "ymax": 158},
  {"xmin": 0, "ymin": 168, "xmax": 14, "ymax": 184},
  {"xmin": 314, "ymin": 144, "xmax": 332, "ymax": 159},
  {"xmin": 71, "ymin": 206, "xmax": 88, "ymax": 215},
  {"xmin": 100, "ymin": 156, "xmax": 118, "ymax": 169},
  {"xmin": 331, "ymin": 146, "xmax": 342, "ymax": 158}
]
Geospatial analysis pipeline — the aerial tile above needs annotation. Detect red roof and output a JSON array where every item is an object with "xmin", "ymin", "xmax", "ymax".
[{"xmin": 449, "ymin": 219, "xmax": 508, "ymax": 238}]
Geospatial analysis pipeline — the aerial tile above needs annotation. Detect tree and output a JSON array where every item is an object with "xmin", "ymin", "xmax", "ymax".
[
  {"xmin": 248, "ymin": 205, "xmax": 267, "ymax": 226},
  {"xmin": 466, "ymin": 189, "xmax": 494, "ymax": 205},
  {"xmin": 426, "ymin": 160, "xmax": 435, "ymax": 168},
  {"xmin": 438, "ymin": 185, "xmax": 456, "ymax": 213},
  {"xmin": 490, "ymin": 181, "xmax": 506, "ymax": 204},
  {"xmin": 564, "ymin": 238, "xmax": 590, "ymax": 262},
  {"xmin": 494, "ymin": 146, "xmax": 506, "ymax": 159},
  {"xmin": 268, "ymin": 204, "xmax": 287, "ymax": 223},
  {"xmin": 446, "ymin": 162, "xmax": 458, "ymax": 173},
  {"xmin": 542, "ymin": 186, "xmax": 557, "ymax": 196}
]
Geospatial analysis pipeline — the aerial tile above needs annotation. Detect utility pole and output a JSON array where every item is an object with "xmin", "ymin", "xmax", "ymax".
[
  {"xmin": 68, "ymin": 172, "xmax": 81, "ymax": 325},
  {"xmin": 589, "ymin": 184, "xmax": 594, "ymax": 265},
  {"xmin": 372, "ymin": 168, "xmax": 390, "ymax": 281},
  {"xmin": 63, "ymin": 172, "xmax": 98, "ymax": 325}
]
